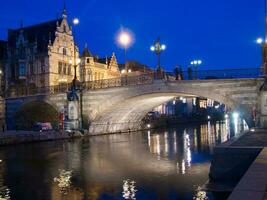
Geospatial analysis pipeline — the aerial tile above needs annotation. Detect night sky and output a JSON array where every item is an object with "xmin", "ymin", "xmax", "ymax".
[{"xmin": 0, "ymin": 0, "xmax": 265, "ymax": 71}]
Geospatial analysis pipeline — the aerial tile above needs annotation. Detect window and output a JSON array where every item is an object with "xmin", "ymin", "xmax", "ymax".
[
  {"xmin": 87, "ymin": 58, "xmax": 90, "ymax": 64},
  {"xmin": 68, "ymin": 65, "xmax": 71, "ymax": 75},
  {"xmin": 58, "ymin": 62, "xmax": 62, "ymax": 74},
  {"xmin": 63, "ymin": 63, "xmax": 67, "ymax": 75},
  {"xmin": 63, "ymin": 48, "xmax": 67, "ymax": 55},
  {"xmin": 19, "ymin": 63, "xmax": 26, "ymax": 76}
]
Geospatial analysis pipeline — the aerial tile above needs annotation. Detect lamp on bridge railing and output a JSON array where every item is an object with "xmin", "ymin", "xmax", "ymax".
[
  {"xmin": 190, "ymin": 60, "xmax": 202, "ymax": 79},
  {"xmin": 257, "ymin": 38, "xmax": 264, "ymax": 45},
  {"xmin": 150, "ymin": 37, "xmax": 166, "ymax": 71}
]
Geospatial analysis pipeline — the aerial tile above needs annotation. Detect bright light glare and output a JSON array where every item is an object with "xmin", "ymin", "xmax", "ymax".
[
  {"xmin": 197, "ymin": 60, "xmax": 202, "ymax": 65},
  {"xmin": 150, "ymin": 46, "xmax": 155, "ymax": 51},
  {"xmin": 73, "ymin": 18, "xmax": 79, "ymax": 25},
  {"xmin": 147, "ymin": 124, "xmax": 151, "ymax": 128},
  {"xmin": 233, "ymin": 112, "xmax": 239, "ymax": 119},
  {"xmin": 161, "ymin": 44, "xmax": 166, "ymax": 50},
  {"xmin": 225, "ymin": 114, "xmax": 229, "ymax": 119},
  {"xmin": 117, "ymin": 30, "xmax": 133, "ymax": 49},
  {"xmin": 257, "ymin": 38, "xmax": 263, "ymax": 44},
  {"xmin": 207, "ymin": 115, "xmax": 211, "ymax": 120}
]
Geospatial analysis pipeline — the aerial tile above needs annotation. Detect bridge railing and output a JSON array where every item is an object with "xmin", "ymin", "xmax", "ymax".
[
  {"xmin": 5, "ymin": 73, "xmax": 154, "ymax": 98},
  {"xmin": 167, "ymin": 68, "xmax": 263, "ymax": 80},
  {"xmin": 82, "ymin": 73, "xmax": 154, "ymax": 90},
  {"xmin": 5, "ymin": 68, "xmax": 263, "ymax": 98}
]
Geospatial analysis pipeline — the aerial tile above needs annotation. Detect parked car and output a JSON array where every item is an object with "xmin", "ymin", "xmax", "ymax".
[{"xmin": 33, "ymin": 122, "xmax": 53, "ymax": 132}]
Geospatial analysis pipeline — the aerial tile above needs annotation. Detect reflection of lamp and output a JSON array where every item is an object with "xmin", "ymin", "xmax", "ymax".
[
  {"xmin": 54, "ymin": 169, "xmax": 72, "ymax": 194},
  {"xmin": 122, "ymin": 179, "xmax": 137, "ymax": 200}
]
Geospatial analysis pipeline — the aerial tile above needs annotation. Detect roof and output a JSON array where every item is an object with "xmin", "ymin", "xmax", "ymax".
[
  {"xmin": 119, "ymin": 61, "xmax": 153, "ymax": 72},
  {"xmin": 81, "ymin": 47, "xmax": 92, "ymax": 57},
  {"xmin": 8, "ymin": 18, "xmax": 63, "ymax": 53},
  {"xmin": 97, "ymin": 57, "xmax": 111, "ymax": 65}
]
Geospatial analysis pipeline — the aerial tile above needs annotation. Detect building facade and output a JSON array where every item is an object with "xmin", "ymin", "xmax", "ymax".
[
  {"xmin": 80, "ymin": 47, "xmax": 120, "ymax": 82},
  {"xmin": 4, "ymin": 9, "xmax": 80, "ymax": 91}
]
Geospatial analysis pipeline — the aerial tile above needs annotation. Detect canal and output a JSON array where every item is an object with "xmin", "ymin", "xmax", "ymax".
[{"xmin": 0, "ymin": 119, "xmax": 247, "ymax": 200}]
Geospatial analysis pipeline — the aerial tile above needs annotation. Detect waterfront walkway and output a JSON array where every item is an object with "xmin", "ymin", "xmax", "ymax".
[{"xmin": 226, "ymin": 129, "xmax": 267, "ymax": 200}]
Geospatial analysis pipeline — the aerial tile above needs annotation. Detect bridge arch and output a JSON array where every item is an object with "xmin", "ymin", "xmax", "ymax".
[
  {"xmin": 87, "ymin": 79, "xmax": 263, "ymax": 134},
  {"xmin": 13, "ymin": 100, "xmax": 60, "ymax": 130}
]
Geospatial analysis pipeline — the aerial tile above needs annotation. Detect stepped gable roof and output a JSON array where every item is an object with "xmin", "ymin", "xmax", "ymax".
[
  {"xmin": 8, "ymin": 18, "xmax": 63, "ymax": 53},
  {"xmin": 81, "ymin": 47, "xmax": 92, "ymax": 57}
]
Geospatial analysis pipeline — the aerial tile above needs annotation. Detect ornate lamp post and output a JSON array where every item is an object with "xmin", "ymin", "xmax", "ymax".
[
  {"xmin": 190, "ymin": 60, "xmax": 202, "ymax": 79},
  {"xmin": 66, "ymin": 17, "xmax": 82, "ymax": 131},
  {"xmin": 150, "ymin": 37, "xmax": 166, "ymax": 71},
  {"xmin": 72, "ymin": 18, "xmax": 80, "ymax": 88}
]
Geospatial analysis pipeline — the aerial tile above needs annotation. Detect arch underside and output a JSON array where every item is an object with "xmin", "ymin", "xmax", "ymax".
[
  {"xmin": 88, "ymin": 79, "xmax": 262, "ymax": 133},
  {"xmin": 89, "ymin": 92, "xmax": 216, "ymax": 134}
]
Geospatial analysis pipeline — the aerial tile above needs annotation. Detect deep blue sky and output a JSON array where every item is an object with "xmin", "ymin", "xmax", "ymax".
[{"xmin": 0, "ymin": 0, "xmax": 265, "ymax": 71}]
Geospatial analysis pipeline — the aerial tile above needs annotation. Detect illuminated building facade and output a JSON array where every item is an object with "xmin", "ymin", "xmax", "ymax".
[
  {"xmin": 80, "ymin": 47, "xmax": 120, "ymax": 82},
  {"xmin": 4, "ymin": 9, "xmax": 80, "ymax": 90}
]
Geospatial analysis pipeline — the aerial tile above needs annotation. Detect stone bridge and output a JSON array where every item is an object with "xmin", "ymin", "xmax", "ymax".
[{"xmin": 5, "ymin": 78, "xmax": 264, "ymax": 133}]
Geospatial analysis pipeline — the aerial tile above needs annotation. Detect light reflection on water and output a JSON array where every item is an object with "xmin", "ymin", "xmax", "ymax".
[{"xmin": 0, "ymin": 120, "xmax": 245, "ymax": 200}]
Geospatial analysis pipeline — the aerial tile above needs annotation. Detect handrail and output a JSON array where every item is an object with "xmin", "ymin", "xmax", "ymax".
[{"xmin": 5, "ymin": 68, "xmax": 263, "ymax": 98}]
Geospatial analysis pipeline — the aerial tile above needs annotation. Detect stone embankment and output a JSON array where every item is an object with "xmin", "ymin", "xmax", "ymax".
[{"xmin": 0, "ymin": 130, "xmax": 83, "ymax": 146}]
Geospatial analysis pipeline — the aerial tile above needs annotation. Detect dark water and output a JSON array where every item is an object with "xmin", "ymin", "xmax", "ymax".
[{"xmin": 0, "ymin": 120, "xmax": 247, "ymax": 200}]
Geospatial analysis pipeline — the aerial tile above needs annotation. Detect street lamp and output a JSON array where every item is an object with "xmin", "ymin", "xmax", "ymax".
[
  {"xmin": 190, "ymin": 60, "xmax": 202, "ymax": 79},
  {"xmin": 256, "ymin": 37, "xmax": 267, "ymax": 75},
  {"xmin": 117, "ymin": 28, "xmax": 133, "ymax": 72},
  {"xmin": 71, "ymin": 18, "xmax": 79, "ymax": 88},
  {"xmin": 150, "ymin": 37, "xmax": 166, "ymax": 71}
]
